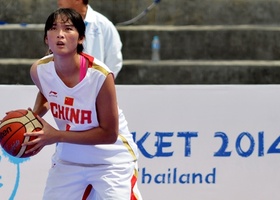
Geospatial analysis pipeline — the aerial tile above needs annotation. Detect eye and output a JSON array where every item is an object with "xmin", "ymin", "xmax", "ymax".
[
  {"xmin": 49, "ymin": 26, "xmax": 56, "ymax": 30},
  {"xmin": 64, "ymin": 25, "xmax": 75, "ymax": 31}
]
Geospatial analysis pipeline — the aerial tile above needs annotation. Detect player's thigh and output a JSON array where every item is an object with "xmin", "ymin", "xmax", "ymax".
[
  {"xmin": 88, "ymin": 162, "xmax": 135, "ymax": 200},
  {"xmin": 43, "ymin": 162, "xmax": 87, "ymax": 200}
]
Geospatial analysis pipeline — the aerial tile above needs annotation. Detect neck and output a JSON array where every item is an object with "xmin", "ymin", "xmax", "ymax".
[
  {"xmin": 78, "ymin": 5, "xmax": 88, "ymax": 20},
  {"xmin": 54, "ymin": 53, "xmax": 81, "ymax": 87},
  {"xmin": 54, "ymin": 53, "xmax": 80, "ymax": 76}
]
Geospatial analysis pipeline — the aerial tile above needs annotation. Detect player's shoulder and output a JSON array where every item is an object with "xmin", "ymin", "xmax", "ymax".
[
  {"xmin": 93, "ymin": 58, "xmax": 112, "ymax": 76},
  {"xmin": 83, "ymin": 53, "xmax": 111, "ymax": 76},
  {"xmin": 37, "ymin": 54, "xmax": 54, "ymax": 66},
  {"xmin": 31, "ymin": 54, "xmax": 53, "ymax": 77}
]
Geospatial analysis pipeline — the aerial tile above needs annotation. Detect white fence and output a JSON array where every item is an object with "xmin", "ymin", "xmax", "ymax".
[{"xmin": 1, "ymin": 85, "xmax": 280, "ymax": 200}]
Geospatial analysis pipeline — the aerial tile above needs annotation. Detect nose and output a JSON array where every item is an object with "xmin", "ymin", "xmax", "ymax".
[
  {"xmin": 57, "ymin": 29, "xmax": 64, "ymax": 38},
  {"xmin": 57, "ymin": 34, "xmax": 64, "ymax": 39}
]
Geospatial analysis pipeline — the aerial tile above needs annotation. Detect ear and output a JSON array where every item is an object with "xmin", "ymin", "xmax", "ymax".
[
  {"xmin": 45, "ymin": 37, "xmax": 48, "ymax": 45},
  {"xmin": 78, "ymin": 36, "xmax": 84, "ymax": 44}
]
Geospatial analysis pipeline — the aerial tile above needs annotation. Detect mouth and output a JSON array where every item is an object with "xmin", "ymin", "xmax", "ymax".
[{"xmin": 56, "ymin": 41, "xmax": 65, "ymax": 46}]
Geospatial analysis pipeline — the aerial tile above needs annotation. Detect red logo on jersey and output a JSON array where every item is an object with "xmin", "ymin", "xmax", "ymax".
[
  {"xmin": 49, "ymin": 90, "xmax": 58, "ymax": 97},
  {"xmin": 64, "ymin": 97, "xmax": 74, "ymax": 106}
]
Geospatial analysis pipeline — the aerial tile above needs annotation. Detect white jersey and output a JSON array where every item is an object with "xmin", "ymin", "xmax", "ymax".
[
  {"xmin": 36, "ymin": 53, "xmax": 138, "ymax": 165},
  {"xmin": 84, "ymin": 5, "xmax": 123, "ymax": 77}
]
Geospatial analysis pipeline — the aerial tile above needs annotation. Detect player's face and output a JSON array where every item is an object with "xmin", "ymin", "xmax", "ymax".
[{"xmin": 45, "ymin": 15, "xmax": 83, "ymax": 55}]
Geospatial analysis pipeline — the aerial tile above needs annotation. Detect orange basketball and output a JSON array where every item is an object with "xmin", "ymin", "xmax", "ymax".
[{"xmin": 0, "ymin": 109, "xmax": 43, "ymax": 158}]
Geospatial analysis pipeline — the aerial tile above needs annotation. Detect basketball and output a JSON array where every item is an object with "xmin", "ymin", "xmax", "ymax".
[{"xmin": 0, "ymin": 109, "xmax": 43, "ymax": 158}]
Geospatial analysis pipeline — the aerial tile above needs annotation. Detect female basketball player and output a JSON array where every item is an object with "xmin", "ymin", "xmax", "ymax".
[{"xmin": 23, "ymin": 8, "xmax": 142, "ymax": 200}]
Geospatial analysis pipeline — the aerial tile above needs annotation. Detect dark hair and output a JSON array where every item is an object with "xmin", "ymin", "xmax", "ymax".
[
  {"xmin": 44, "ymin": 8, "xmax": 85, "ymax": 53},
  {"xmin": 83, "ymin": 0, "xmax": 89, "ymax": 5}
]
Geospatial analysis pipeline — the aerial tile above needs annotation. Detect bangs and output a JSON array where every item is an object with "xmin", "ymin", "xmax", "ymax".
[{"xmin": 45, "ymin": 11, "xmax": 72, "ymax": 31}]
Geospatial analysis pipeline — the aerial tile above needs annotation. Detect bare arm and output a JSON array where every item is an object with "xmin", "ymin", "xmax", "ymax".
[
  {"xmin": 30, "ymin": 61, "xmax": 49, "ymax": 117},
  {"xmin": 33, "ymin": 92, "xmax": 49, "ymax": 117}
]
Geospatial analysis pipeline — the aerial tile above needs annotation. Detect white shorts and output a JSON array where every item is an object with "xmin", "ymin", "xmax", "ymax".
[{"xmin": 42, "ymin": 159, "xmax": 142, "ymax": 200}]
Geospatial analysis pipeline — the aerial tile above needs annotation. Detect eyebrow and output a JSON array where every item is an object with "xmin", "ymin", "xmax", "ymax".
[{"xmin": 52, "ymin": 23, "xmax": 75, "ymax": 28}]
